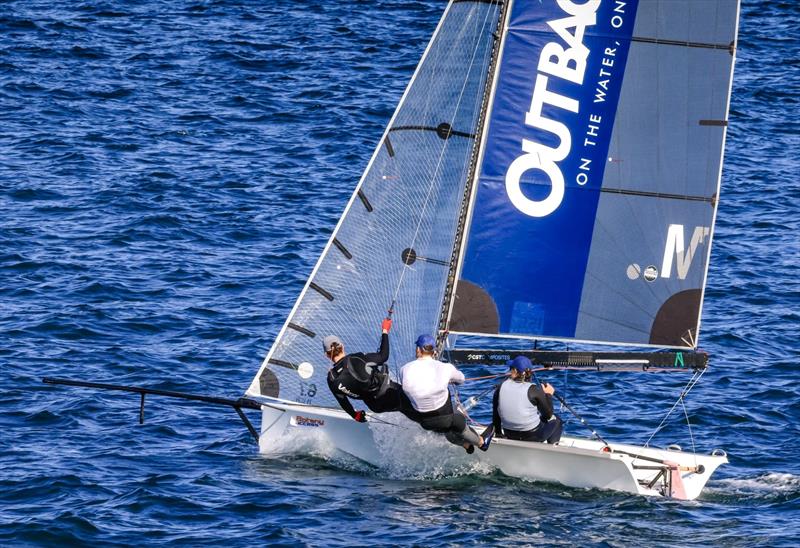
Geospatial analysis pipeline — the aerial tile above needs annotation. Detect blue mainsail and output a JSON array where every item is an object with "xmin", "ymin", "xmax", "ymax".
[{"xmin": 451, "ymin": 0, "xmax": 739, "ymax": 349}]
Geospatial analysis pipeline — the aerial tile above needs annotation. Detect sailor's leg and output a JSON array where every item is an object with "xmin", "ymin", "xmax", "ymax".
[
  {"xmin": 505, "ymin": 426, "xmax": 547, "ymax": 442},
  {"xmin": 451, "ymin": 413, "xmax": 481, "ymax": 447},
  {"xmin": 530, "ymin": 416, "xmax": 563, "ymax": 444},
  {"xmin": 363, "ymin": 385, "xmax": 402, "ymax": 414},
  {"xmin": 444, "ymin": 431, "xmax": 462, "ymax": 445}
]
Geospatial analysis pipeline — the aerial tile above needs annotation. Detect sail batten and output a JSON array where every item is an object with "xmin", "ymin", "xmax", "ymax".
[{"xmin": 630, "ymin": 37, "xmax": 732, "ymax": 50}]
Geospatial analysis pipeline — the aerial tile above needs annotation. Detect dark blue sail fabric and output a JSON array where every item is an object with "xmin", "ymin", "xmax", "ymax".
[{"xmin": 456, "ymin": 0, "xmax": 640, "ymax": 339}]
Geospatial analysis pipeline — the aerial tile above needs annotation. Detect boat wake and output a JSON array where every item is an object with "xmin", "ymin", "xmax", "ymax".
[
  {"xmin": 256, "ymin": 412, "xmax": 495, "ymax": 481},
  {"xmin": 705, "ymin": 472, "xmax": 800, "ymax": 503},
  {"xmin": 369, "ymin": 413, "xmax": 494, "ymax": 480}
]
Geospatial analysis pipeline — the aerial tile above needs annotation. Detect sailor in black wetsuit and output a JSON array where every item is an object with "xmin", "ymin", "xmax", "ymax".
[
  {"xmin": 492, "ymin": 356, "xmax": 563, "ymax": 444},
  {"xmin": 324, "ymin": 318, "xmax": 416, "ymax": 422}
]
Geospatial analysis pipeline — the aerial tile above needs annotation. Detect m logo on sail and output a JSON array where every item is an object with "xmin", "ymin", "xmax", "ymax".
[
  {"xmin": 661, "ymin": 224, "xmax": 710, "ymax": 280},
  {"xmin": 505, "ymin": 0, "xmax": 600, "ymax": 218}
]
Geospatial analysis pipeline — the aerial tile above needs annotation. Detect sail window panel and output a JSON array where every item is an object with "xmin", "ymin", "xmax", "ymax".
[
  {"xmin": 575, "ymin": 195, "xmax": 713, "ymax": 349},
  {"xmin": 306, "ymin": 132, "xmax": 475, "ymax": 359},
  {"xmin": 247, "ymin": 0, "xmax": 501, "ymax": 402},
  {"xmin": 392, "ymin": 3, "xmax": 497, "ymax": 133},
  {"xmin": 602, "ymin": 43, "xmax": 733, "ymax": 200},
  {"xmin": 632, "ymin": 0, "xmax": 738, "ymax": 47}
]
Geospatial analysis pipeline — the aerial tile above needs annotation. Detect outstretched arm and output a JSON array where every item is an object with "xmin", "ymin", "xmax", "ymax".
[
  {"xmin": 448, "ymin": 363, "xmax": 465, "ymax": 385},
  {"xmin": 364, "ymin": 332, "xmax": 389, "ymax": 364},
  {"xmin": 328, "ymin": 375, "xmax": 357, "ymax": 419}
]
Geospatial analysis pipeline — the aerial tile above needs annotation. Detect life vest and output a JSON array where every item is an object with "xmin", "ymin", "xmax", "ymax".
[
  {"xmin": 333, "ymin": 353, "xmax": 388, "ymax": 399},
  {"xmin": 498, "ymin": 379, "xmax": 541, "ymax": 432}
]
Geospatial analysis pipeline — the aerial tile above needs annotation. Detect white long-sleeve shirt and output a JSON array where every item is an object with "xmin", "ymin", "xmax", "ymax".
[{"xmin": 399, "ymin": 356, "xmax": 465, "ymax": 413}]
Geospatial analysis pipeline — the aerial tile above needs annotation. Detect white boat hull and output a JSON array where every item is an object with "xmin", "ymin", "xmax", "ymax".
[{"xmin": 255, "ymin": 399, "xmax": 726, "ymax": 500}]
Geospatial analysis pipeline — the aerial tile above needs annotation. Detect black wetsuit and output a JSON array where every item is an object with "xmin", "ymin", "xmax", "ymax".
[
  {"xmin": 326, "ymin": 333, "xmax": 416, "ymax": 420},
  {"xmin": 492, "ymin": 381, "xmax": 563, "ymax": 444}
]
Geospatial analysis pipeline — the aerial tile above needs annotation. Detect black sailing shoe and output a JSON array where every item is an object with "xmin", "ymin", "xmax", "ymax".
[{"xmin": 479, "ymin": 425, "xmax": 495, "ymax": 452}]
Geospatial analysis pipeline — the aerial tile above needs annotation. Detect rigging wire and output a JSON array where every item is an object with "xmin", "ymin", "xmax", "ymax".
[
  {"xmin": 561, "ymin": 368, "xmax": 569, "ymax": 424},
  {"xmin": 461, "ymin": 382, "xmax": 499, "ymax": 414},
  {"xmin": 642, "ymin": 367, "xmax": 706, "ymax": 449},
  {"xmin": 681, "ymin": 395, "xmax": 698, "ymax": 470},
  {"xmin": 531, "ymin": 369, "xmax": 610, "ymax": 447}
]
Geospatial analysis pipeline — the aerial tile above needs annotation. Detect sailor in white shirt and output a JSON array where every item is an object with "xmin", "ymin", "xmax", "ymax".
[{"xmin": 400, "ymin": 334, "xmax": 491, "ymax": 453}]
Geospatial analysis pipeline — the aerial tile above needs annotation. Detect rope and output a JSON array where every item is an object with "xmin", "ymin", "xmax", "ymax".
[
  {"xmin": 530, "ymin": 370, "xmax": 609, "ymax": 447},
  {"xmin": 366, "ymin": 413, "xmax": 407, "ymax": 429},
  {"xmin": 681, "ymin": 396, "xmax": 698, "ymax": 469},
  {"xmin": 464, "ymin": 373, "xmax": 508, "ymax": 382}
]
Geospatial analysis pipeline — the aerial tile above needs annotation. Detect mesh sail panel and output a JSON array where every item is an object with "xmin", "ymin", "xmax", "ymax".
[
  {"xmin": 246, "ymin": 1, "xmax": 502, "ymax": 405},
  {"xmin": 451, "ymin": 0, "xmax": 739, "ymax": 349}
]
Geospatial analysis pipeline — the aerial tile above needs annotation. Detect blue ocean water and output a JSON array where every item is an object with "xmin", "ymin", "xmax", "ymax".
[{"xmin": 1, "ymin": 0, "xmax": 799, "ymax": 546}]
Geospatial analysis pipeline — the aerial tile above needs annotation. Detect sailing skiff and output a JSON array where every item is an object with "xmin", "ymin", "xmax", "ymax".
[
  {"xmin": 242, "ymin": 0, "xmax": 740, "ymax": 500},
  {"xmin": 255, "ymin": 399, "xmax": 727, "ymax": 500},
  {"xmin": 45, "ymin": 0, "xmax": 740, "ymax": 501}
]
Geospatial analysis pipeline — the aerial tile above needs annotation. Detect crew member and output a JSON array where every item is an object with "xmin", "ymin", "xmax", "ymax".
[
  {"xmin": 400, "ymin": 334, "xmax": 491, "ymax": 453},
  {"xmin": 325, "ymin": 318, "xmax": 416, "ymax": 422},
  {"xmin": 492, "ymin": 356, "xmax": 563, "ymax": 444}
]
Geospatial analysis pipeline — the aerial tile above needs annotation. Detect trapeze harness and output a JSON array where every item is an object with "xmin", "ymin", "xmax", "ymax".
[{"xmin": 327, "ymin": 333, "xmax": 414, "ymax": 419}]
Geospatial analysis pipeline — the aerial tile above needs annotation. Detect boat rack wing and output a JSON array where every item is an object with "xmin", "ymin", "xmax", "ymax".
[
  {"xmin": 42, "ymin": 377, "xmax": 262, "ymax": 441},
  {"xmin": 446, "ymin": 350, "xmax": 707, "ymax": 372}
]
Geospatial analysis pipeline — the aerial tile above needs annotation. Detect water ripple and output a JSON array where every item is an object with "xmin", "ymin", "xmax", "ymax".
[{"xmin": 1, "ymin": 0, "xmax": 798, "ymax": 546}]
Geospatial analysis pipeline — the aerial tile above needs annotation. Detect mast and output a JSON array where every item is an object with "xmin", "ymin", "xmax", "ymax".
[{"xmin": 435, "ymin": 0, "xmax": 511, "ymax": 353}]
